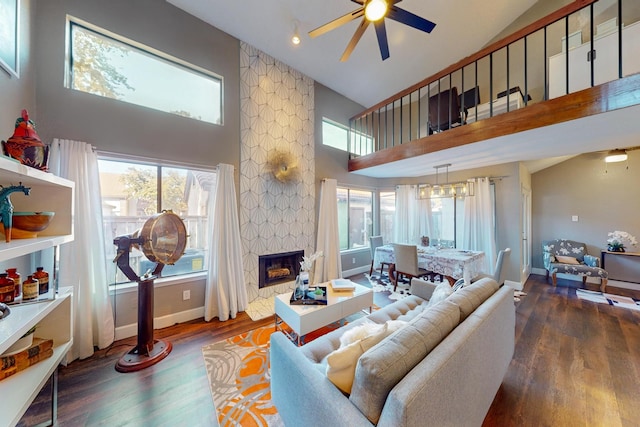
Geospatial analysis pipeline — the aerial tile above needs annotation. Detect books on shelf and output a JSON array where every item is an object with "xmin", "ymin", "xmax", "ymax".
[
  {"xmin": 0, "ymin": 337, "xmax": 54, "ymax": 380},
  {"xmin": 330, "ymin": 279, "xmax": 356, "ymax": 291}
]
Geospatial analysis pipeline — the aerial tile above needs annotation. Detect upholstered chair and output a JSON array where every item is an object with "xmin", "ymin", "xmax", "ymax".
[
  {"xmin": 369, "ymin": 236, "xmax": 391, "ymax": 276},
  {"xmin": 472, "ymin": 247, "xmax": 511, "ymax": 285},
  {"xmin": 390, "ymin": 243, "xmax": 429, "ymax": 291},
  {"xmin": 543, "ymin": 239, "xmax": 608, "ymax": 292}
]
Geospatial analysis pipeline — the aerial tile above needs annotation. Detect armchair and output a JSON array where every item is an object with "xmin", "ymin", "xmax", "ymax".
[{"xmin": 543, "ymin": 239, "xmax": 608, "ymax": 292}]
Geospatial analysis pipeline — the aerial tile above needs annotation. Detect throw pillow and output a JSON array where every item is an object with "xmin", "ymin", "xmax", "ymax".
[
  {"xmin": 326, "ymin": 320, "xmax": 407, "ymax": 394},
  {"xmin": 339, "ymin": 321, "xmax": 382, "ymax": 347},
  {"xmin": 555, "ymin": 255, "xmax": 580, "ymax": 265},
  {"xmin": 427, "ymin": 281, "xmax": 453, "ymax": 306}
]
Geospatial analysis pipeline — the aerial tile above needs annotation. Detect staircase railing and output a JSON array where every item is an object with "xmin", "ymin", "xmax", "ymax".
[{"xmin": 348, "ymin": 0, "xmax": 637, "ymax": 158}]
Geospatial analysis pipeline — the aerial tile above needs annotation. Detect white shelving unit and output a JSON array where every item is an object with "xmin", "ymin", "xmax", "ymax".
[{"xmin": 0, "ymin": 155, "xmax": 74, "ymax": 426}]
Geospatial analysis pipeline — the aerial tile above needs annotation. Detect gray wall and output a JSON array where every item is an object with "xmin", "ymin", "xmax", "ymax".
[
  {"xmin": 34, "ymin": 0, "xmax": 240, "ymax": 169},
  {"xmin": 0, "ymin": 0, "xmax": 36, "ymax": 135},
  {"xmin": 314, "ymin": 82, "xmax": 381, "ymax": 271},
  {"xmin": 531, "ymin": 151, "xmax": 640, "ymax": 270},
  {"xmin": 31, "ymin": 0, "xmax": 243, "ymax": 328}
]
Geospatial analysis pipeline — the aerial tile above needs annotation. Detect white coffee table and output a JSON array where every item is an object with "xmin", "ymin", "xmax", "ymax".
[{"xmin": 274, "ymin": 281, "xmax": 373, "ymax": 346}]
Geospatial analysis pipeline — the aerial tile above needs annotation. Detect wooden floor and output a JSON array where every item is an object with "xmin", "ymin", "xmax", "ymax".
[{"xmin": 19, "ymin": 274, "xmax": 640, "ymax": 426}]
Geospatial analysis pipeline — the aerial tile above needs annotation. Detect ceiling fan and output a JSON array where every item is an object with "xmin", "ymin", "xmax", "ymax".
[{"xmin": 308, "ymin": 0, "xmax": 436, "ymax": 62}]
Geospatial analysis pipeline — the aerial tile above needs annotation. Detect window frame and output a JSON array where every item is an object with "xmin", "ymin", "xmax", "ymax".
[
  {"xmin": 65, "ymin": 16, "xmax": 224, "ymax": 125},
  {"xmin": 337, "ymin": 186, "xmax": 374, "ymax": 252},
  {"xmin": 98, "ymin": 153, "xmax": 215, "ymax": 289},
  {"xmin": 322, "ymin": 118, "xmax": 373, "ymax": 156}
]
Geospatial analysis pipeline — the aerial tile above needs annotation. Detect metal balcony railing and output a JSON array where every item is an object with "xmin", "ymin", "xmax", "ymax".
[{"xmin": 348, "ymin": 0, "xmax": 639, "ymax": 158}]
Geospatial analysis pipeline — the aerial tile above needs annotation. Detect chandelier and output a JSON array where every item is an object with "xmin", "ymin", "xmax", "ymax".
[{"xmin": 416, "ymin": 164, "xmax": 475, "ymax": 199}]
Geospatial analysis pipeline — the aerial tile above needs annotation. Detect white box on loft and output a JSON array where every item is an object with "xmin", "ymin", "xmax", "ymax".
[
  {"xmin": 597, "ymin": 17, "xmax": 617, "ymax": 36},
  {"xmin": 561, "ymin": 31, "xmax": 582, "ymax": 52}
]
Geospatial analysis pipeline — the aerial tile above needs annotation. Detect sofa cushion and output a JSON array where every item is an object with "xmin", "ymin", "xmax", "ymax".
[
  {"xmin": 349, "ymin": 299, "xmax": 461, "ymax": 424},
  {"xmin": 447, "ymin": 277, "xmax": 499, "ymax": 321},
  {"xmin": 326, "ymin": 320, "xmax": 407, "ymax": 394}
]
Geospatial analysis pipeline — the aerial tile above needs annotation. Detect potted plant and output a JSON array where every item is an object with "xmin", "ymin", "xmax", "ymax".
[{"xmin": 606, "ymin": 230, "xmax": 638, "ymax": 252}]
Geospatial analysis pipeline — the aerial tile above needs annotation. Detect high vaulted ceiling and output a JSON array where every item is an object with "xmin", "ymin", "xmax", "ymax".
[
  {"xmin": 167, "ymin": 0, "xmax": 640, "ymax": 177},
  {"xmin": 167, "ymin": 0, "xmax": 539, "ymax": 108}
]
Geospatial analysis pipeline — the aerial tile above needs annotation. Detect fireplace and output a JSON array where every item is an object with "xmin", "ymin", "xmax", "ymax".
[{"xmin": 258, "ymin": 250, "xmax": 304, "ymax": 288}]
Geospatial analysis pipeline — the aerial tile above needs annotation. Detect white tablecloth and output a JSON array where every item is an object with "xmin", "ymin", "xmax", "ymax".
[{"xmin": 373, "ymin": 245, "xmax": 486, "ymax": 284}]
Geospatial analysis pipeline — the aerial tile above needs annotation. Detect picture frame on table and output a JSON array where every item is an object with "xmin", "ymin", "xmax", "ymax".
[{"xmin": 0, "ymin": 0, "xmax": 20, "ymax": 78}]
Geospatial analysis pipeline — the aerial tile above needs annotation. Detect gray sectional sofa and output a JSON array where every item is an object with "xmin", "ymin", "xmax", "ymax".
[{"xmin": 270, "ymin": 277, "xmax": 515, "ymax": 427}]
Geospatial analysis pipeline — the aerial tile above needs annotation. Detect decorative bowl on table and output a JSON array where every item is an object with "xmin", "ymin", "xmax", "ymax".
[{"xmin": 10, "ymin": 211, "xmax": 55, "ymax": 238}]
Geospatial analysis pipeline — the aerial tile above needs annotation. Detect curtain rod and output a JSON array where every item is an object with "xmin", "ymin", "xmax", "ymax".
[{"xmin": 468, "ymin": 175, "xmax": 510, "ymax": 182}]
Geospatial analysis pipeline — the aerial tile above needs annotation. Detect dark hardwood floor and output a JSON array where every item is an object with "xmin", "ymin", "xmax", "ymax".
[{"xmin": 19, "ymin": 274, "xmax": 640, "ymax": 426}]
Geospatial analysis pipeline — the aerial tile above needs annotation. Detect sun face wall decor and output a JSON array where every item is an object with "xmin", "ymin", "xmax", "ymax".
[{"xmin": 267, "ymin": 150, "xmax": 299, "ymax": 183}]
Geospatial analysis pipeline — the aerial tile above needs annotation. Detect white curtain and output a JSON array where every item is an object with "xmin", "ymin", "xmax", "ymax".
[
  {"xmin": 417, "ymin": 197, "xmax": 433, "ymax": 243},
  {"xmin": 204, "ymin": 164, "xmax": 247, "ymax": 322},
  {"xmin": 49, "ymin": 139, "xmax": 114, "ymax": 361},
  {"xmin": 394, "ymin": 185, "xmax": 426, "ymax": 244},
  {"xmin": 315, "ymin": 178, "xmax": 342, "ymax": 282},
  {"xmin": 462, "ymin": 178, "xmax": 496, "ymax": 273}
]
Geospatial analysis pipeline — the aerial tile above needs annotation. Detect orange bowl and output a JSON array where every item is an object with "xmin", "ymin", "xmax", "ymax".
[{"xmin": 11, "ymin": 212, "xmax": 55, "ymax": 238}]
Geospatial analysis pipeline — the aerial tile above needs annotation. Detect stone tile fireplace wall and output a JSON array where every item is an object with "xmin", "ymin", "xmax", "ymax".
[{"xmin": 239, "ymin": 43, "xmax": 315, "ymax": 303}]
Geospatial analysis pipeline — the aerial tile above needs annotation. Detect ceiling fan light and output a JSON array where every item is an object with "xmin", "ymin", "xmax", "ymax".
[
  {"xmin": 292, "ymin": 34, "xmax": 301, "ymax": 45},
  {"xmin": 605, "ymin": 149, "xmax": 628, "ymax": 163},
  {"xmin": 365, "ymin": 0, "xmax": 388, "ymax": 22}
]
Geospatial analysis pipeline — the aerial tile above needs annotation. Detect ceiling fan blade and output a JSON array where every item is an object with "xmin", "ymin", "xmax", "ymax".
[
  {"xmin": 309, "ymin": 8, "xmax": 365, "ymax": 38},
  {"xmin": 374, "ymin": 20, "xmax": 390, "ymax": 60},
  {"xmin": 387, "ymin": 6, "xmax": 436, "ymax": 33},
  {"xmin": 340, "ymin": 19, "xmax": 370, "ymax": 62},
  {"xmin": 350, "ymin": 0, "xmax": 365, "ymax": 4}
]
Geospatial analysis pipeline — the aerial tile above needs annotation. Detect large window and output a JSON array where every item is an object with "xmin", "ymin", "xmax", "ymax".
[
  {"xmin": 99, "ymin": 157, "xmax": 215, "ymax": 285},
  {"xmin": 322, "ymin": 118, "xmax": 373, "ymax": 156},
  {"xmin": 429, "ymin": 198, "xmax": 463, "ymax": 247},
  {"xmin": 379, "ymin": 190, "xmax": 395, "ymax": 243},
  {"xmin": 67, "ymin": 18, "xmax": 223, "ymax": 125},
  {"xmin": 337, "ymin": 187, "xmax": 373, "ymax": 250}
]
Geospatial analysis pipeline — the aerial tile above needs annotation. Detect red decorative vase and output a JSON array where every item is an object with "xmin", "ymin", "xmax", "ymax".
[{"xmin": 2, "ymin": 109, "xmax": 49, "ymax": 171}]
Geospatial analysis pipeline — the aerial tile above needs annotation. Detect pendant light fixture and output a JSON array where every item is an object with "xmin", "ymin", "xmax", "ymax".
[{"xmin": 416, "ymin": 164, "xmax": 475, "ymax": 199}]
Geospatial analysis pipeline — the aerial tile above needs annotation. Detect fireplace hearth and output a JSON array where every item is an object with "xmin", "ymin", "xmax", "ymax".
[{"xmin": 258, "ymin": 250, "xmax": 304, "ymax": 288}]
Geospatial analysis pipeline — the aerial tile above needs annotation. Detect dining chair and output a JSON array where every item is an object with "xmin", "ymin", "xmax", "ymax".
[
  {"xmin": 473, "ymin": 247, "xmax": 511, "ymax": 285},
  {"xmin": 390, "ymin": 243, "xmax": 430, "ymax": 291},
  {"xmin": 369, "ymin": 236, "xmax": 391, "ymax": 277}
]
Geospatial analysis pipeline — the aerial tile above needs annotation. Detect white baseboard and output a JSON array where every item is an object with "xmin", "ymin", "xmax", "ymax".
[
  {"xmin": 530, "ymin": 267, "xmax": 640, "ymax": 291},
  {"xmin": 114, "ymin": 306, "xmax": 204, "ymax": 341},
  {"xmin": 504, "ymin": 279, "xmax": 523, "ymax": 291},
  {"xmin": 342, "ymin": 265, "xmax": 370, "ymax": 278}
]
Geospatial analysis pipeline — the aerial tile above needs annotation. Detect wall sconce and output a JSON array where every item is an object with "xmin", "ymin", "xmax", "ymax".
[
  {"xmin": 416, "ymin": 164, "xmax": 475, "ymax": 199},
  {"xmin": 604, "ymin": 149, "xmax": 628, "ymax": 163}
]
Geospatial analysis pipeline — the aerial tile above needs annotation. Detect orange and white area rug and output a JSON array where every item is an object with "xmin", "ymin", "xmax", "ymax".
[
  {"xmin": 202, "ymin": 325, "xmax": 283, "ymax": 427},
  {"xmin": 202, "ymin": 323, "xmax": 346, "ymax": 426}
]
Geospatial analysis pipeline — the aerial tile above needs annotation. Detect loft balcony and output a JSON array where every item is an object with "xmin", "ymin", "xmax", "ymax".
[{"xmin": 347, "ymin": 0, "xmax": 640, "ymax": 177}]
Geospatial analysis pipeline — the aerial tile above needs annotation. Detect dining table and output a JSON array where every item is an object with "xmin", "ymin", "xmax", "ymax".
[{"xmin": 373, "ymin": 244, "xmax": 486, "ymax": 286}]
